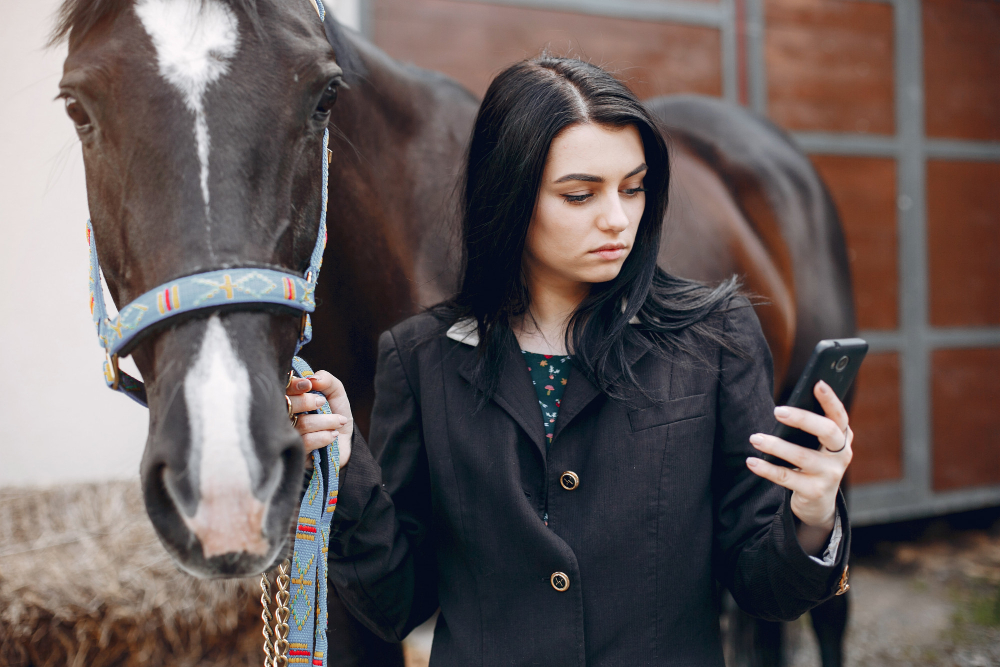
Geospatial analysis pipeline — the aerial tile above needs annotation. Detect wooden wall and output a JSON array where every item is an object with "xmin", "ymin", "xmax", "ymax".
[{"xmin": 367, "ymin": 0, "xmax": 1000, "ymax": 512}]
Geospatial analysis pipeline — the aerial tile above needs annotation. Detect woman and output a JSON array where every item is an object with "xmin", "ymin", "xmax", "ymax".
[{"xmin": 287, "ymin": 56, "xmax": 852, "ymax": 666}]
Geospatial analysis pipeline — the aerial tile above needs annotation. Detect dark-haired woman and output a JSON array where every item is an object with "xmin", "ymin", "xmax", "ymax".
[{"xmin": 288, "ymin": 57, "xmax": 853, "ymax": 666}]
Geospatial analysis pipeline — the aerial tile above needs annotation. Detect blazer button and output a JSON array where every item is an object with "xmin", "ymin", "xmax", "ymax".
[
  {"xmin": 560, "ymin": 471, "xmax": 579, "ymax": 491},
  {"xmin": 550, "ymin": 572, "xmax": 570, "ymax": 591}
]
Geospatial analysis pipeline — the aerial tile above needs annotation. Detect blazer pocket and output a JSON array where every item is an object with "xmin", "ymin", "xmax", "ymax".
[{"xmin": 628, "ymin": 394, "xmax": 708, "ymax": 432}]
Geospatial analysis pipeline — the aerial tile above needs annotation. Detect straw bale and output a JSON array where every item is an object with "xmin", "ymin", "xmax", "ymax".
[{"xmin": 0, "ymin": 481, "xmax": 266, "ymax": 667}]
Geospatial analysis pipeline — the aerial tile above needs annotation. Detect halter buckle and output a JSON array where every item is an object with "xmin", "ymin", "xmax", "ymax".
[{"xmin": 104, "ymin": 352, "xmax": 121, "ymax": 391}]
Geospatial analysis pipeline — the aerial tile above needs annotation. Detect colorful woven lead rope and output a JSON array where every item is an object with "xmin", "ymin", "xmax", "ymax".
[
  {"xmin": 287, "ymin": 357, "xmax": 339, "ymax": 666},
  {"xmin": 85, "ymin": 0, "xmax": 337, "ymax": 663}
]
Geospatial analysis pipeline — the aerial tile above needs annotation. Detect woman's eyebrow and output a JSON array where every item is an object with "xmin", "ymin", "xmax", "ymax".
[
  {"xmin": 624, "ymin": 163, "xmax": 648, "ymax": 179},
  {"xmin": 554, "ymin": 173, "xmax": 603, "ymax": 184},
  {"xmin": 553, "ymin": 163, "xmax": 647, "ymax": 184}
]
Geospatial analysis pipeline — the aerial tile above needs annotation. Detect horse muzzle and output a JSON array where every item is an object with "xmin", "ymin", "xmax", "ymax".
[{"xmin": 139, "ymin": 312, "xmax": 305, "ymax": 578}]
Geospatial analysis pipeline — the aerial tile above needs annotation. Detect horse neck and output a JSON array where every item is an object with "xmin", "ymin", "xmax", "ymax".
[{"xmin": 323, "ymin": 28, "xmax": 474, "ymax": 303}]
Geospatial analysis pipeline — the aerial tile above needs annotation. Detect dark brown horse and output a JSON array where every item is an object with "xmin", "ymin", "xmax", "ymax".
[{"xmin": 56, "ymin": 1, "xmax": 852, "ymax": 663}]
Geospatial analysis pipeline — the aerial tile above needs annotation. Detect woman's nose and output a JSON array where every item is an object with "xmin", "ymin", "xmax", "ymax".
[{"xmin": 597, "ymin": 196, "xmax": 630, "ymax": 233}]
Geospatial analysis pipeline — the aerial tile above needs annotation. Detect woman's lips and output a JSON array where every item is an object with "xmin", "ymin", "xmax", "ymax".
[{"xmin": 590, "ymin": 245, "xmax": 626, "ymax": 260}]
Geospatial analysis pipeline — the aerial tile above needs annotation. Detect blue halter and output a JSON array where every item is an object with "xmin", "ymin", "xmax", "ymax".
[{"xmin": 86, "ymin": 1, "xmax": 339, "ymax": 663}]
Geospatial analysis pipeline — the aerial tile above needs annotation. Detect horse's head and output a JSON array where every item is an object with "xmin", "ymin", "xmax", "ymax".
[{"xmin": 56, "ymin": 0, "xmax": 345, "ymax": 577}]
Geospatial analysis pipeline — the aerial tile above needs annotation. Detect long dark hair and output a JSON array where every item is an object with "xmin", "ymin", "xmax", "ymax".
[{"xmin": 440, "ymin": 56, "xmax": 742, "ymax": 407}]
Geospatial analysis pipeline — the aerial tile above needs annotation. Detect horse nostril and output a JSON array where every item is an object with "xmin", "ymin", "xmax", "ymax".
[{"xmin": 159, "ymin": 462, "xmax": 198, "ymax": 519}]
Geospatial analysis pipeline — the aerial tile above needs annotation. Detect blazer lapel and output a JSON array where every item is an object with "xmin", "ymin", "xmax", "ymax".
[
  {"xmin": 551, "ymin": 336, "xmax": 654, "ymax": 442},
  {"xmin": 456, "ymin": 337, "xmax": 548, "ymax": 458},
  {"xmin": 550, "ymin": 363, "xmax": 602, "ymax": 443}
]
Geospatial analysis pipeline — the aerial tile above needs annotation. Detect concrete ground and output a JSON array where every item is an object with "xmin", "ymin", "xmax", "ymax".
[
  {"xmin": 789, "ymin": 510, "xmax": 1000, "ymax": 667},
  {"xmin": 402, "ymin": 508, "xmax": 1000, "ymax": 667}
]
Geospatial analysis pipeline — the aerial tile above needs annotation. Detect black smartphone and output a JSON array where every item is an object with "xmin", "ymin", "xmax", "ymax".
[{"xmin": 770, "ymin": 338, "xmax": 868, "ymax": 468}]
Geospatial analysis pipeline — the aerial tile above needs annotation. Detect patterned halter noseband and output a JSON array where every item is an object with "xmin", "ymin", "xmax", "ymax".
[{"xmin": 85, "ymin": 1, "xmax": 340, "ymax": 664}]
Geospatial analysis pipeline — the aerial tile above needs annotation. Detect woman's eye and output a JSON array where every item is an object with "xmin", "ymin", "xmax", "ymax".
[
  {"xmin": 622, "ymin": 187, "xmax": 647, "ymax": 197},
  {"xmin": 64, "ymin": 96, "xmax": 91, "ymax": 129},
  {"xmin": 563, "ymin": 193, "xmax": 593, "ymax": 204},
  {"xmin": 312, "ymin": 80, "xmax": 340, "ymax": 121}
]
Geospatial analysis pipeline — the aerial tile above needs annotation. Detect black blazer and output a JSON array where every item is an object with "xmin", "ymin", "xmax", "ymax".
[{"xmin": 327, "ymin": 298, "xmax": 850, "ymax": 666}]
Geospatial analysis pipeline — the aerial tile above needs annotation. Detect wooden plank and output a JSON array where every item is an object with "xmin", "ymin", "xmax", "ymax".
[
  {"xmin": 372, "ymin": 0, "xmax": 723, "ymax": 99},
  {"xmin": 932, "ymin": 348, "xmax": 1000, "ymax": 491},
  {"xmin": 810, "ymin": 155, "xmax": 898, "ymax": 331},
  {"xmin": 923, "ymin": 0, "xmax": 1000, "ymax": 141},
  {"xmin": 764, "ymin": 0, "xmax": 894, "ymax": 134},
  {"xmin": 849, "ymin": 352, "xmax": 903, "ymax": 485},
  {"xmin": 927, "ymin": 160, "xmax": 1000, "ymax": 327}
]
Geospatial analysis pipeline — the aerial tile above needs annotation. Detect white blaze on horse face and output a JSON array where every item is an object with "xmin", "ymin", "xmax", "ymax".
[
  {"xmin": 182, "ymin": 316, "xmax": 268, "ymax": 558},
  {"xmin": 135, "ymin": 0, "xmax": 239, "ymax": 213}
]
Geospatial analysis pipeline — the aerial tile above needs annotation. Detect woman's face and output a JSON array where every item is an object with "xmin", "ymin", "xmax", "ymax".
[{"xmin": 524, "ymin": 122, "xmax": 647, "ymax": 289}]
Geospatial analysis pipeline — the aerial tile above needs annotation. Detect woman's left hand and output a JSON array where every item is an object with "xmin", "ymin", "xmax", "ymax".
[
  {"xmin": 286, "ymin": 370, "xmax": 354, "ymax": 466},
  {"xmin": 745, "ymin": 380, "xmax": 853, "ymax": 539}
]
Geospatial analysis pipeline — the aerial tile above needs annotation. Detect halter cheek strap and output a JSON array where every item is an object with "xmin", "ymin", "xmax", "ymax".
[{"xmin": 86, "ymin": 2, "xmax": 337, "ymax": 662}]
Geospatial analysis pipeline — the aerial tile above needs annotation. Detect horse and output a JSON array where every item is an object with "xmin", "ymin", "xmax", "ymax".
[{"xmin": 55, "ymin": 1, "xmax": 852, "ymax": 664}]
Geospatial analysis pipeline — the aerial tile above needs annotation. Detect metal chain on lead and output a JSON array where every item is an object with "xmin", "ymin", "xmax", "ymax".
[
  {"xmin": 273, "ymin": 559, "xmax": 292, "ymax": 666},
  {"xmin": 261, "ymin": 571, "xmax": 276, "ymax": 667}
]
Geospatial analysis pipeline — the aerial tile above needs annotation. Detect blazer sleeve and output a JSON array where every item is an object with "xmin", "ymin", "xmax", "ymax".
[
  {"xmin": 327, "ymin": 329, "xmax": 438, "ymax": 642},
  {"xmin": 712, "ymin": 297, "xmax": 851, "ymax": 622}
]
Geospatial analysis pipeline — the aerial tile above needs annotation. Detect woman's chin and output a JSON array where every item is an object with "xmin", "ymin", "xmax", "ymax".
[{"xmin": 577, "ymin": 264, "xmax": 625, "ymax": 285}]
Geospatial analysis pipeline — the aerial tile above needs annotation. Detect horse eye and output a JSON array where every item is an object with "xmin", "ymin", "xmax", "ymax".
[
  {"xmin": 312, "ymin": 81, "xmax": 340, "ymax": 120},
  {"xmin": 64, "ymin": 96, "xmax": 91, "ymax": 129}
]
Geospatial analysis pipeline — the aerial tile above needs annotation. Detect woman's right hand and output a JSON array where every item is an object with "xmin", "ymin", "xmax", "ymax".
[{"xmin": 286, "ymin": 370, "xmax": 353, "ymax": 467}]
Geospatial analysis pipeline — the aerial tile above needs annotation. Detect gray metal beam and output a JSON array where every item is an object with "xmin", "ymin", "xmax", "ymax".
[
  {"xmin": 894, "ymin": 0, "xmax": 932, "ymax": 509},
  {"xmin": 926, "ymin": 138, "xmax": 1000, "ymax": 162},
  {"xmin": 927, "ymin": 327, "xmax": 1000, "ymax": 349},
  {"xmin": 791, "ymin": 132, "xmax": 898, "ymax": 157},
  {"xmin": 745, "ymin": 0, "xmax": 767, "ymax": 115},
  {"xmin": 852, "ymin": 484, "xmax": 1000, "ymax": 526},
  {"xmin": 859, "ymin": 327, "xmax": 1000, "ymax": 353},
  {"xmin": 720, "ymin": 0, "xmax": 739, "ymax": 104},
  {"xmin": 857, "ymin": 330, "xmax": 904, "ymax": 353},
  {"xmin": 792, "ymin": 134, "xmax": 1000, "ymax": 162},
  {"xmin": 456, "ymin": 0, "xmax": 725, "ymax": 26}
]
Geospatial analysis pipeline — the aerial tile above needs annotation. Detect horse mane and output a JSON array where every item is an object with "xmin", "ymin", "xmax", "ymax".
[
  {"xmin": 322, "ymin": 12, "xmax": 366, "ymax": 85},
  {"xmin": 48, "ymin": 0, "xmax": 262, "ymax": 46}
]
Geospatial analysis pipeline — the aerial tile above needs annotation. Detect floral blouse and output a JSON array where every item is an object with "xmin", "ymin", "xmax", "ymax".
[{"xmin": 521, "ymin": 350, "xmax": 573, "ymax": 448}]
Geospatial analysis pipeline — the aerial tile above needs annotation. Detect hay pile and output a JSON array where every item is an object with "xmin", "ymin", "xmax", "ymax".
[{"xmin": 0, "ymin": 481, "xmax": 264, "ymax": 667}]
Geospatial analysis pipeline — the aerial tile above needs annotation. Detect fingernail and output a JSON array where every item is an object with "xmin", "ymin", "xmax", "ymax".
[
  {"xmin": 296, "ymin": 380, "xmax": 310, "ymax": 391},
  {"xmin": 774, "ymin": 406, "xmax": 791, "ymax": 418},
  {"xmin": 746, "ymin": 457, "xmax": 760, "ymax": 468},
  {"xmin": 818, "ymin": 380, "xmax": 830, "ymax": 392},
  {"xmin": 749, "ymin": 433, "xmax": 764, "ymax": 446}
]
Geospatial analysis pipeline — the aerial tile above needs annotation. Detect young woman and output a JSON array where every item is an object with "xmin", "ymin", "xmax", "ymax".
[{"xmin": 287, "ymin": 57, "xmax": 853, "ymax": 666}]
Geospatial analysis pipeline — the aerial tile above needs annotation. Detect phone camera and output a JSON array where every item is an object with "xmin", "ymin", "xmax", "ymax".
[{"xmin": 835, "ymin": 356, "xmax": 849, "ymax": 372}]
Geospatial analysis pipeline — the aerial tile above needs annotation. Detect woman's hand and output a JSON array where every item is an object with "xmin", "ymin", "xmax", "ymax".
[
  {"xmin": 745, "ymin": 380, "xmax": 853, "ymax": 554},
  {"xmin": 285, "ymin": 370, "xmax": 353, "ymax": 467}
]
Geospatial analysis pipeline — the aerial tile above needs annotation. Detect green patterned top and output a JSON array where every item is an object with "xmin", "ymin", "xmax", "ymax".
[{"xmin": 521, "ymin": 350, "xmax": 573, "ymax": 448}]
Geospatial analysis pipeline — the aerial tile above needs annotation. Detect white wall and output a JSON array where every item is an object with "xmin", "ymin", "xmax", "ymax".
[{"xmin": 0, "ymin": 0, "xmax": 361, "ymax": 487}]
